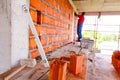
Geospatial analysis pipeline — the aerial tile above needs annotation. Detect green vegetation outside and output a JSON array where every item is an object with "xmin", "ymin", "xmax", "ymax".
[{"xmin": 82, "ymin": 30, "xmax": 118, "ymax": 48}]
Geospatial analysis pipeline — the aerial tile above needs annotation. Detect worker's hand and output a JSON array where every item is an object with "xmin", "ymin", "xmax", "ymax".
[{"xmin": 74, "ymin": 12, "xmax": 77, "ymax": 16}]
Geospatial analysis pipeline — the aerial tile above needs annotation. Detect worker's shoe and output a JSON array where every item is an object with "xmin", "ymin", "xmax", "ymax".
[{"xmin": 77, "ymin": 39, "xmax": 80, "ymax": 42}]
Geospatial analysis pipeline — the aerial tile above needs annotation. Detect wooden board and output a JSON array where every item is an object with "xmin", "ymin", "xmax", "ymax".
[
  {"xmin": 38, "ymin": 71, "xmax": 49, "ymax": 80},
  {"xmin": 0, "ymin": 61, "xmax": 49, "ymax": 80},
  {"xmin": 5, "ymin": 65, "xmax": 26, "ymax": 80},
  {"xmin": 0, "ymin": 66, "xmax": 25, "ymax": 79}
]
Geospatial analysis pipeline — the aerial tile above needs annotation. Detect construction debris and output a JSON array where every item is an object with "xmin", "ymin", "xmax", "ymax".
[{"xmin": 20, "ymin": 58, "xmax": 37, "ymax": 68}]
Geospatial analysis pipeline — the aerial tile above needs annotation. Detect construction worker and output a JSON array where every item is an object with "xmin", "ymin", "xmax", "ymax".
[{"xmin": 75, "ymin": 12, "xmax": 85, "ymax": 41}]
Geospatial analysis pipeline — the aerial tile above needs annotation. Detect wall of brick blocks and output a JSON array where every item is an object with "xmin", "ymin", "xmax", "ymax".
[{"xmin": 29, "ymin": 0, "xmax": 74, "ymax": 58}]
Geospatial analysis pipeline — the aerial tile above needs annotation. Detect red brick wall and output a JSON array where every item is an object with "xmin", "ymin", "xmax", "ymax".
[{"xmin": 29, "ymin": 0, "xmax": 73, "ymax": 57}]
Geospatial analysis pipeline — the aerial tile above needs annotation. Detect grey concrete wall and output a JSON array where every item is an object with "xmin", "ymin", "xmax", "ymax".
[
  {"xmin": 0, "ymin": 0, "xmax": 11, "ymax": 73},
  {"xmin": 0, "ymin": 0, "xmax": 29, "ymax": 73}
]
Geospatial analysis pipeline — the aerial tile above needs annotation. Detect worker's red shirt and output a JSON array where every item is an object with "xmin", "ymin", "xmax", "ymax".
[{"xmin": 77, "ymin": 15, "xmax": 84, "ymax": 24}]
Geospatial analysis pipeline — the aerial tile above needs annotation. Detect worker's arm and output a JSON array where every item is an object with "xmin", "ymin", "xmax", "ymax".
[{"xmin": 74, "ymin": 13, "xmax": 80, "ymax": 17}]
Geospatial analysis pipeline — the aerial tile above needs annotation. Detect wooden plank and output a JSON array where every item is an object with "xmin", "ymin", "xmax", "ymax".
[
  {"xmin": 9, "ymin": 61, "xmax": 49, "ymax": 80},
  {"xmin": 4, "ymin": 65, "xmax": 26, "ymax": 80},
  {"xmin": 38, "ymin": 71, "xmax": 49, "ymax": 80},
  {"xmin": 0, "ymin": 65, "xmax": 26, "ymax": 80},
  {"xmin": 0, "ymin": 66, "xmax": 25, "ymax": 80},
  {"xmin": 9, "ymin": 67, "xmax": 32, "ymax": 80},
  {"xmin": 28, "ymin": 68, "xmax": 49, "ymax": 80}
]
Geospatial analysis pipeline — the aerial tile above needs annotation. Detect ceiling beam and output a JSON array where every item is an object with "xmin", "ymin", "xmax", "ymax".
[{"xmin": 69, "ymin": 0, "xmax": 78, "ymax": 13}]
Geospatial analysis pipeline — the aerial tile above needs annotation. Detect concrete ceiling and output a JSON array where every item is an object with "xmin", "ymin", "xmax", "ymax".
[{"xmin": 71, "ymin": 0, "xmax": 120, "ymax": 14}]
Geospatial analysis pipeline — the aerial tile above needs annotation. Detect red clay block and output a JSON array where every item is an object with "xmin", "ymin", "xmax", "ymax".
[
  {"xmin": 49, "ymin": 62, "xmax": 59, "ymax": 80},
  {"xmin": 30, "ymin": 0, "xmax": 47, "ymax": 12},
  {"xmin": 51, "ymin": 44, "xmax": 59, "ymax": 51},
  {"xmin": 40, "ymin": 37, "xmax": 47, "ymax": 46},
  {"xmin": 53, "ymin": 37, "xmax": 58, "ymax": 43},
  {"xmin": 112, "ymin": 50, "xmax": 120, "ymax": 74},
  {"xmin": 47, "ymin": 7, "xmax": 53, "ymax": 15},
  {"xmin": 41, "ymin": 14, "xmax": 49, "ymax": 24},
  {"xmin": 40, "ymin": 2, "xmax": 47, "ymax": 12},
  {"xmin": 30, "ymin": 9, "xmax": 37, "ymax": 22},
  {"xmin": 29, "ymin": 38, "xmax": 36, "ymax": 50},
  {"xmin": 58, "ymin": 61, "xmax": 67, "ymax": 80},
  {"xmin": 30, "ymin": 49, "xmax": 40, "ymax": 59},
  {"xmin": 49, "ymin": 59, "xmax": 59, "ymax": 80},
  {"xmin": 39, "ymin": 26, "xmax": 47, "ymax": 35},
  {"xmin": 30, "ymin": 0, "xmax": 41, "ymax": 10},
  {"xmin": 48, "ymin": 36, "xmax": 52, "ymax": 44},
  {"xmin": 46, "ymin": 28, "xmax": 56, "ymax": 35},
  {"xmin": 51, "ymin": 18, "xmax": 55, "ymax": 25},
  {"xmin": 70, "ymin": 54, "xmax": 84, "ymax": 75},
  {"xmin": 49, "ymin": 59, "xmax": 67, "ymax": 80},
  {"xmin": 44, "ymin": 47, "xmax": 51, "ymax": 53}
]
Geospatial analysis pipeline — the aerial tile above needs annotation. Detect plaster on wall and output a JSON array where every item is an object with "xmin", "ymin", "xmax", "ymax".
[
  {"xmin": 11, "ymin": 0, "xmax": 29, "ymax": 66},
  {"xmin": 0, "ymin": 0, "xmax": 11, "ymax": 74},
  {"xmin": 0, "ymin": 0, "xmax": 29, "ymax": 74}
]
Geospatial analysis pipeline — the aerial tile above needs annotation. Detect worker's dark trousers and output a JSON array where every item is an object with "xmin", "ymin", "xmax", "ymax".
[{"xmin": 77, "ymin": 23, "xmax": 83, "ymax": 40}]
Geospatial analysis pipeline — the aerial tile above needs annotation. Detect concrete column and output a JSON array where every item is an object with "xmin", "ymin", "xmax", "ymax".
[
  {"xmin": 11, "ymin": 0, "xmax": 29, "ymax": 67},
  {"xmin": 0, "ymin": 0, "xmax": 29, "ymax": 74},
  {"xmin": 0, "ymin": 0, "xmax": 11, "ymax": 74}
]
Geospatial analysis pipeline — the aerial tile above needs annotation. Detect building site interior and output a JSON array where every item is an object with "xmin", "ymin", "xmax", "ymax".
[{"xmin": 1, "ymin": 0, "xmax": 120, "ymax": 80}]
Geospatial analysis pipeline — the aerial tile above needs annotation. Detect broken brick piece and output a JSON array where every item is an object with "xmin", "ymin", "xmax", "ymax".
[{"xmin": 29, "ymin": 38, "xmax": 36, "ymax": 50}]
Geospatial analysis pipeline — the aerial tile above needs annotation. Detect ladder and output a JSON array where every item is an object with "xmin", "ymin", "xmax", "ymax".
[{"xmin": 22, "ymin": 4, "xmax": 49, "ymax": 67}]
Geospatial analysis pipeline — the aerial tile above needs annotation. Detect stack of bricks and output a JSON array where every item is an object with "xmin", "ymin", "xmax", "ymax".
[
  {"xmin": 29, "ymin": 0, "xmax": 74, "ymax": 58},
  {"xmin": 49, "ymin": 54, "xmax": 84, "ymax": 80}
]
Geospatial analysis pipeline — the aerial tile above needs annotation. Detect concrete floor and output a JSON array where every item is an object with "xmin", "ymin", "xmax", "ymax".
[{"xmin": 87, "ymin": 53, "xmax": 120, "ymax": 80}]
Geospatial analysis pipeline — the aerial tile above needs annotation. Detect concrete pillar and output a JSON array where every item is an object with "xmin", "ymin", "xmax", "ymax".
[
  {"xmin": 0, "ymin": 0, "xmax": 11, "ymax": 74},
  {"xmin": 0, "ymin": 0, "xmax": 29, "ymax": 74}
]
